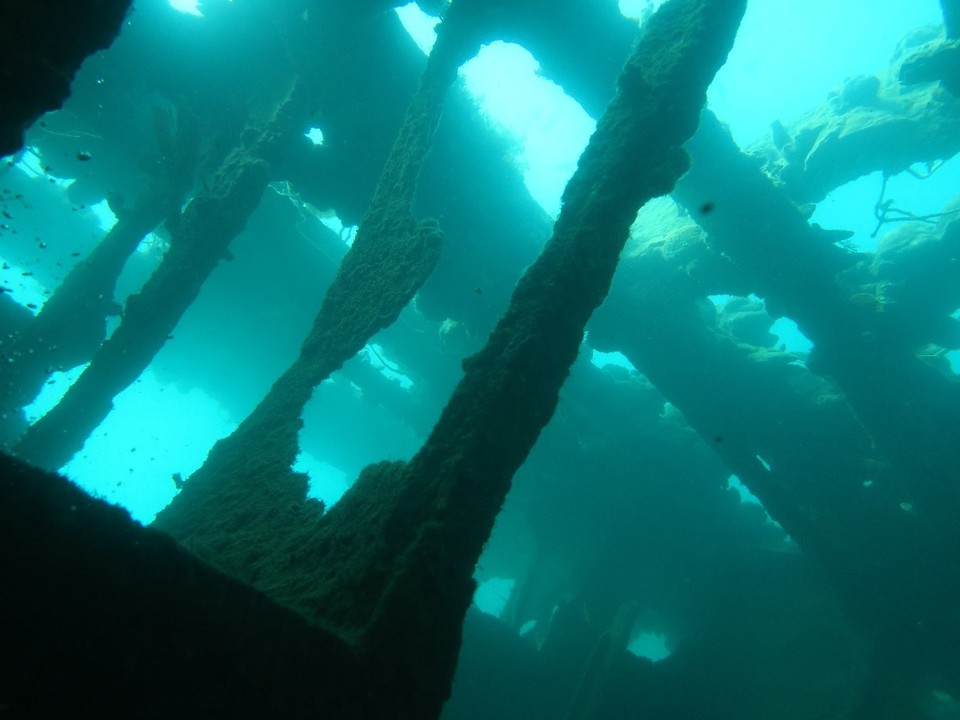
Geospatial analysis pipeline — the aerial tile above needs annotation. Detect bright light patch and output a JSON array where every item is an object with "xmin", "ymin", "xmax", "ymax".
[
  {"xmin": 946, "ymin": 350, "xmax": 960, "ymax": 374},
  {"xmin": 770, "ymin": 316, "xmax": 814, "ymax": 355},
  {"xmin": 709, "ymin": 293, "xmax": 765, "ymax": 309},
  {"xmin": 135, "ymin": 231, "xmax": 169, "ymax": 258},
  {"xmin": 618, "ymin": 0, "xmax": 665, "ymax": 20},
  {"xmin": 708, "ymin": 1, "xmax": 943, "ymax": 147},
  {"xmin": 809, "ymin": 172, "xmax": 884, "ymax": 252},
  {"xmin": 89, "ymin": 198, "xmax": 118, "ymax": 232},
  {"xmin": 305, "ymin": 127, "xmax": 325, "ymax": 146},
  {"xmin": 317, "ymin": 214, "xmax": 357, "ymax": 247},
  {"xmin": 0, "ymin": 262, "xmax": 49, "ymax": 314},
  {"xmin": 168, "ymin": 0, "xmax": 203, "ymax": 17},
  {"xmin": 474, "ymin": 577, "xmax": 514, "ymax": 618},
  {"xmin": 727, "ymin": 474, "xmax": 762, "ymax": 506},
  {"xmin": 14, "ymin": 147, "xmax": 75, "ymax": 189},
  {"xmin": 13, "ymin": 147, "xmax": 47, "ymax": 179},
  {"xmin": 628, "ymin": 631, "xmax": 671, "ymax": 662},
  {"xmin": 60, "ymin": 369, "xmax": 235, "ymax": 524},
  {"xmin": 297, "ymin": 451, "xmax": 351, "ymax": 508},
  {"xmin": 396, "ymin": 8, "xmax": 594, "ymax": 216},
  {"xmin": 24, "ymin": 364, "xmax": 88, "ymax": 423},
  {"xmin": 590, "ymin": 348, "xmax": 638, "ymax": 374},
  {"xmin": 460, "ymin": 42, "xmax": 595, "ymax": 217},
  {"xmin": 728, "ymin": 475, "xmax": 784, "ymax": 530},
  {"xmin": 395, "ymin": 3, "xmax": 439, "ymax": 54},
  {"xmin": 363, "ymin": 344, "xmax": 414, "ymax": 390}
]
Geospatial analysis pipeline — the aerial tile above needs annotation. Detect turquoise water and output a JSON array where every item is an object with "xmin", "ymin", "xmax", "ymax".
[{"xmin": 2, "ymin": 2, "xmax": 958, "ymax": 718}]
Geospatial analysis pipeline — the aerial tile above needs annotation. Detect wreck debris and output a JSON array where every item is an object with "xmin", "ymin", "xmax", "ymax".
[
  {"xmin": 0, "ymin": 1, "xmax": 131, "ymax": 156},
  {"xmin": 9, "ymin": 85, "xmax": 308, "ymax": 470},
  {"xmin": 4, "ymin": 1, "xmax": 959, "ymax": 718},
  {"xmin": 151, "ymin": 1, "xmax": 745, "ymax": 717}
]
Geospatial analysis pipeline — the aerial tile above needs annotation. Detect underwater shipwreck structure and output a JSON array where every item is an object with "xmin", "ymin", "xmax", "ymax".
[{"xmin": 2, "ymin": 0, "xmax": 960, "ymax": 718}]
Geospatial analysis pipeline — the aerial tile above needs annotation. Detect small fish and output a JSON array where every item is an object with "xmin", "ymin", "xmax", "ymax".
[{"xmin": 76, "ymin": 151, "xmax": 93, "ymax": 162}]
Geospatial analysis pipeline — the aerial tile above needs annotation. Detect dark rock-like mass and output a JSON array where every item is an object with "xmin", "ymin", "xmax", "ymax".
[{"xmin": 0, "ymin": 0, "xmax": 131, "ymax": 156}]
